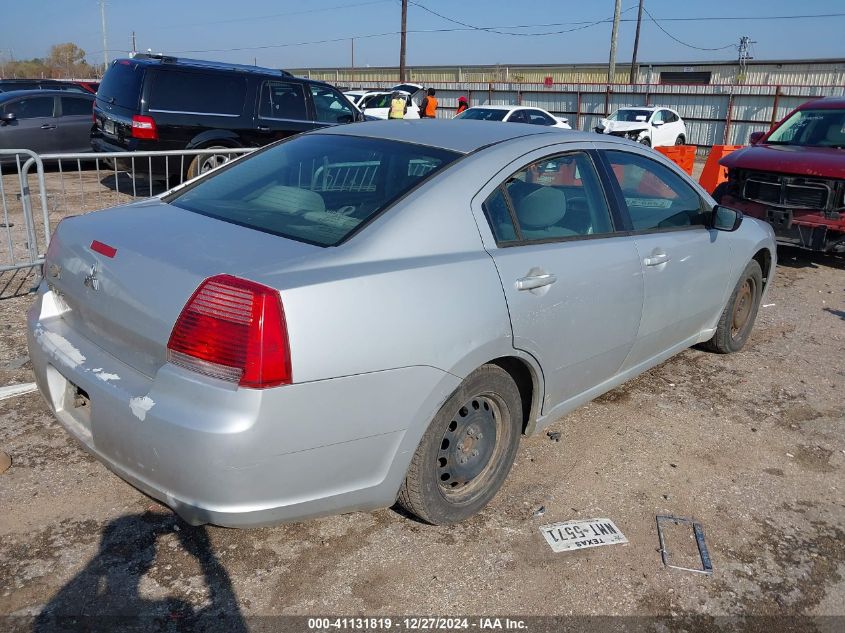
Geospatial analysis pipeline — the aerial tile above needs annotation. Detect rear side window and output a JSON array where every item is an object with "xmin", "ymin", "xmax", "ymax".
[
  {"xmin": 259, "ymin": 81, "xmax": 307, "ymax": 120},
  {"xmin": 3, "ymin": 97, "xmax": 54, "ymax": 119},
  {"xmin": 168, "ymin": 135, "xmax": 460, "ymax": 246},
  {"xmin": 60, "ymin": 96, "xmax": 92, "ymax": 116},
  {"xmin": 605, "ymin": 150, "xmax": 706, "ymax": 230},
  {"xmin": 98, "ymin": 61, "xmax": 145, "ymax": 109},
  {"xmin": 149, "ymin": 70, "xmax": 246, "ymax": 116}
]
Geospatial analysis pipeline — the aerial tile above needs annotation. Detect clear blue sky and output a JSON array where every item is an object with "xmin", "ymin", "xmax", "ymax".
[{"xmin": 2, "ymin": 0, "xmax": 844, "ymax": 69}]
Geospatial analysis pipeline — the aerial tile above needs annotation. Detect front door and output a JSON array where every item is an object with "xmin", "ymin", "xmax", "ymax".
[
  {"xmin": 474, "ymin": 149, "xmax": 643, "ymax": 412},
  {"xmin": 600, "ymin": 148, "xmax": 734, "ymax": 369},
  {"xmin": 0, "ymin": 95, "xmax": 58, "ymax": 155}
]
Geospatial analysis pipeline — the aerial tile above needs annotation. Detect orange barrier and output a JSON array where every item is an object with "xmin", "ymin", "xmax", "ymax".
[
  {"xmin": 699, "ymin": 145, "xmax": 743, "ymax": 193},
  {"xmin": 656, "ymin": 144, "xmax": 696, "ymax": 176}
]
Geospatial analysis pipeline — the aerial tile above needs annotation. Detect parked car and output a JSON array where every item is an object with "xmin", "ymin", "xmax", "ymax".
[
  {"xmin": 28, "ymin": 121, "xmax": 775, "ymax": 527},
  {"xmin": 360, "ymin": 90, "xmax": 420, "ymax": 120},
  {"xmin": 343, "ymin": 90, "xmax": 385, "ymax": 108},
  {"xmin": 0, "ymin": 90, "xmax": 95, "ymax": 159},
  {"xmin": 456, "ymin": 105, "xmax": 571, "ymax": 129},
  {"xmin": 713, "ymin": 97, "xmax": 845, "ymax": 253},
  {"xmin": 0, "ymin": 79, "xmax": 97, "ymax": 94},
  {"xmin": 91, "ymin": 54, "xmax": 363, "ymax": 178},
  {"xmin": 594, "ymin": 107, "xmax": 686, "ymax": 147}
]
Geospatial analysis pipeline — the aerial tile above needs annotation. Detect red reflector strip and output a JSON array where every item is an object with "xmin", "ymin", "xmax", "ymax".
[{"xmin": 90, "ymin": 240, "xmax": 117, "ymax": 258}]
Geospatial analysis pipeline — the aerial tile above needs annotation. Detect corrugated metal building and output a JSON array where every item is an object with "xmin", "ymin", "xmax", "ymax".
[{"xmin": 291, "ymin": 58, "xmax": 845, "ymax": 87}]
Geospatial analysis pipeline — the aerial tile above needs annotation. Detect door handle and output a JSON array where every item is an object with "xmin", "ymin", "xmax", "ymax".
[
  {"xmin": 515, "ymin": 273, "xmax": 557, "ymax": 291},
  {"xmin": 644, "ymin": 252, "xmax": 670, "ymax": 267},
  {"xmin": 256, "ymin": 125, "xmax": 271, "ymax": 132},
  {"xmin": 40, "ymin": 124, "xmax": 57, "ymax": 130}
]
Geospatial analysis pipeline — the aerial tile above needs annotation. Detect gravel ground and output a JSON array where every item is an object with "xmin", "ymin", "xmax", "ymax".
[{"xmin": 0, "ymin": 162, "xmax": 843, "ymax": 632}]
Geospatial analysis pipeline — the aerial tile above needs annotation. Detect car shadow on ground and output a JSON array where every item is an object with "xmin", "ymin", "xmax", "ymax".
[
  {"xmin": 777, "ymin": 245, "xmax": 845, "ymax": 270},
  {"xmin": 98, "ymin": 173, "xmax": 172, "ymax": 198},
  {"xmin": 33, "ymin": 512, "xmax": 248, "ymax": 633}
]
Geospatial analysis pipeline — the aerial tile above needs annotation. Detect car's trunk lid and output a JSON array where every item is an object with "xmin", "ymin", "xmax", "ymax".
[{"xmin": 46, "ymin": 199, "xmax": 321, "ymax": 378}]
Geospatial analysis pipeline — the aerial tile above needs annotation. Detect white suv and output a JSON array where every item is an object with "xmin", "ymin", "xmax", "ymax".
[{"xmin": 595, "ymin": 107, "xmax": 687, "ymax": 147}]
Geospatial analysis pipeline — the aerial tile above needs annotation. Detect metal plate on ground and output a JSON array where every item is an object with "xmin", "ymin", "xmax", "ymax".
[{"xmin": 540, "ymin": 518, "xmax": 628, "ymax": 553}]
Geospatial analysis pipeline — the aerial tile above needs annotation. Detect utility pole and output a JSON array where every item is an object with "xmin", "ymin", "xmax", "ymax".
[
  {"xmin": 399, "ymin": 0, "xmax": 408, "ymax": 83},
  {"xmin": 607, "ymin": 0, "xmax": 622, "ymax": 84},
  {"xmin": 351, "ymin": 38, "xmax": 355, "ymax": 86},
  {"xmin": 737, "ymin": 35, "xmax": 755, "ymax": 84},
  {"xmin": 131, "ymin": 31, "xmax": 137, "ymax": 55},
  {"xmin": 629, "ymin": 0, "xmax": 644, "ymax": 84},
  {"xmin": 99, "ymin": 0, "xmax": 109, "ymax": 73}
]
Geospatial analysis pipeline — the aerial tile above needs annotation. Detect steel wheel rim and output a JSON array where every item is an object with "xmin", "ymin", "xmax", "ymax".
[
  {"xmin": 731, "ymin": 279, "xmax": 755, "ymax": 337},
  {"xmin": 437, "ymin": 394, "xmax": 502, "ymax": 499}
]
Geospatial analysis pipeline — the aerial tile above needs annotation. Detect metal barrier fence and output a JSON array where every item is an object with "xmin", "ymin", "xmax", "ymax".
[{"xmin": 0, "ymin": 147, "xmax": 256, "ymax": 297}]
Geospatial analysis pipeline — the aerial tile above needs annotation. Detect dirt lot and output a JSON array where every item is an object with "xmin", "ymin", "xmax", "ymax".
[{"xmin": 1, "ymin": 155, "xmax": 844, "ymax": 631}]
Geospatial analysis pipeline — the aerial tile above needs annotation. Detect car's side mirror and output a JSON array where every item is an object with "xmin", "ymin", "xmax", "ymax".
[
  {"xmin": 711, "ymin": 205, "xmax": 743, "ymax": 232},
  {"xmin": 1, "ymin": 112, "xmax": 16, "ymax": 125},
  {"xmin": 337, "ymin": 114, "xmax": 354, "ymax": 124},
  {"xmin": 749, "ymin": 131, "xmax": 765, "ymax": 144},
  {"xmin": 652, "ymin": 120, "xmax": 664, "ymax": 126}
]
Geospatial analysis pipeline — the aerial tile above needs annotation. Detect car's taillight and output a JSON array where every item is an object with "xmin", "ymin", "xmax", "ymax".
[
  {"xmin": 166, "ymin": 274, "xmax": 291, "ymax": 389},
  {"xmin": 131, "ymin": 114, "xmax": 158, "ymax": 140}
]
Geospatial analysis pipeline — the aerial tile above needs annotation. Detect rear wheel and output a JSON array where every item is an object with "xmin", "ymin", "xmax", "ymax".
[
  {"xmin": 703, "ymin": 260, "xmax": 763, "ymax": 354},
  {"xmin": 675, "ymin": 135, "xmax": 685, "ymax": 145},
  {"xmin": 186, "ymin": 146, "xmax": 234, "ymax": 180},
  {"xmin": 398, "ymin": 364, "xmax": 522, "ymax": 525},
  {"xmin": 639, "ymin": 136, "xmax": 651, "ymax": 147}
]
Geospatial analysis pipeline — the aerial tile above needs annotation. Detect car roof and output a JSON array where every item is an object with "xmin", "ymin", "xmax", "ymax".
[
  {"xmin": 117, "ymin": 55, "xmax": 331, "ymax": 84},
  {"xmin": 801, "ymin": 96, "xmax": 845, "ymax": 109},
  {"xmin": 312, "ymin": 119, "xmax": 592, "ymax": 153},
  {"xmin": 617, "ymin": 106, "xmax": 660, "ymax": 111},
  {"xmin": 0, "ymin": 90, "xmax": 93, "ymax": 101}
]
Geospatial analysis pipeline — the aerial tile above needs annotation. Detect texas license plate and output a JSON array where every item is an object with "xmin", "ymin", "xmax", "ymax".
[
  {"xmin": 540, "ymin": 518, "xmax": 628, "ymax": 553},
  {"xmin": 104, "ymin": 120, "xmax": 116, "ymax": 135}
]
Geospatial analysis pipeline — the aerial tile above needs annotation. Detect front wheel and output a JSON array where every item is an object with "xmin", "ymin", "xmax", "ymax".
[
  {"xmin": 397, "ymin": 364, "xmax": 522, "ymax": 525},
  {"xmin": 675, "ymin": 135, "xmax": 685, "ymax": 145},
  {"xmin": 703, "ymin": 260, "xmax": 763, "ymax": 354}
]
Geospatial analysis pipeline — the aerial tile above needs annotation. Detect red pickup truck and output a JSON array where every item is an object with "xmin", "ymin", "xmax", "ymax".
[{"xmin": 714, "ymin": 97, "xmax": 845, "ymax": 253}]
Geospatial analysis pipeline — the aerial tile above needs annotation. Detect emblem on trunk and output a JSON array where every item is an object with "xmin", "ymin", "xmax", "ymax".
[{"xmin": 83, "ymin": 265, "xmax": 100, "ymax": 291}]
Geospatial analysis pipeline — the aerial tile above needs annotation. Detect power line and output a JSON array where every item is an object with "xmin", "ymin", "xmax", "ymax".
[{"xmin": 641, "ymin": 5, "xmax": 735, "ymax": 51}]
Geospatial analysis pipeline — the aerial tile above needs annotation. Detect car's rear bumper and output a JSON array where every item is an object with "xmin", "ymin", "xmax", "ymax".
[{"xmin": 27, "ymin": 286, "xmax": 460, "ymax": 527}]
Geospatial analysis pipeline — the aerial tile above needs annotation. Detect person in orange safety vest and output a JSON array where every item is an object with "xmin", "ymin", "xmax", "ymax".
[{"xmin": 419, "ymin": 88, "xmax": 438, "ymax": 118}]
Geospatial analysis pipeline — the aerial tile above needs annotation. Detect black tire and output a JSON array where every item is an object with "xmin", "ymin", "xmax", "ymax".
[
  {"xmin": 398, "ymin": 364, "xmax": 522, "ymax": 525},
  {"xmin": 639, "ymin": 136, "xmax": 651, "ymax": 147},
  {"xmin": 186, "ymin": 145, "xmax": 234, "ymax": 180},
  {"xmin": 675, "ymin": 135, "xmax": 685, "ymax": 145},
  {"xmin": 703, "ymin": 260, "xmax": 763, "ymax": 354}
]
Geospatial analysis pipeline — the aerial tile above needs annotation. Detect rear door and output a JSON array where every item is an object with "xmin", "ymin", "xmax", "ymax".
[
  {"xmin": 599, "ymin": 147, "xmax": 733, "ymax": 370},
  {"xmin": 472, "ymin": 148, "xmax": 643, "ymax": 412},
  {"xmin": 250, "ymin": 80, "xmax": 314, "ymax": 145},
  {"xmin": 57, "ymin": 95, "xmax": 94, "ymax": 152},
  {"xmin": 0, "ymin": 95, "xmax": 58, "ymax": 154}
]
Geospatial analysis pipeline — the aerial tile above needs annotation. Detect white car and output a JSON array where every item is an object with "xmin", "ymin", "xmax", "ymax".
[
  {"xmin": 343, "ymin": 90, "xmax": 385, "ymax": 108},
  {"xmin": 595, "ymin": 107, "xmax": 687, "ymax": 148},
  {"xmin": 456, "ymin": 105, "xmax": 572, "ymax": 129},
  {"xmin": 361, "ymin": 90, "xmax": 421, "ymax": 120}
]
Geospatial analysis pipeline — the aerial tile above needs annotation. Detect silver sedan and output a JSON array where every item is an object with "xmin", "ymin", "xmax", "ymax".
[{"xmin": 27, "ymin": 120, "xmax": 776, "ymax": 527}]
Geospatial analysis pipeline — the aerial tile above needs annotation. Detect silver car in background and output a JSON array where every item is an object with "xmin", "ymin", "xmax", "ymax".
[{"xmin": 27, "ymin": 120, "xmax": 775, "ymax": 527}]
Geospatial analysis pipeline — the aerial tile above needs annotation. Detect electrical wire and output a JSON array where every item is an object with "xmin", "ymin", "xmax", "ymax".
[{"xmin": 641, "ymin": 5, "xmax": 736, "ymax": 51}]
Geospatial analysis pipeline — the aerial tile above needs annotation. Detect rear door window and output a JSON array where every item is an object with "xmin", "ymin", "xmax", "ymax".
[
  {"xmin": 60, "ymin": 96, "xmax": 93, "ymax": 116},
  {"xmin": 526, "ymin": 110, "xmax": 555, "ymax": 125},
  {"xmin": 149, "ymin": 70, "xmax": 246, "ymax": 116},
  {"xmin": 259, "ymin": 81, "xmax": 307, "ymax": 121},
  {"xmin": 97, "ymin": 61, "xmax": 145, "ymax": 109},
  {"xmin": 168, "ymin": 134, "xmax": 460, "ymax": 246}
]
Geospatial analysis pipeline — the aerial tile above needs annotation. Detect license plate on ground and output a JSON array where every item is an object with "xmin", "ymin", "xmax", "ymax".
[
  {"xmin": 104, "ymin": 120, "xmax": 116, "ymax": 135},
  {"xmin": 540, "ymin": 518, "xmax": 628, "ymax": 553}
]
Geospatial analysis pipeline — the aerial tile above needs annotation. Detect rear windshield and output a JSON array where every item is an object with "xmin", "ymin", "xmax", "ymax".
[
  {"xmin": 97, "ymin": 61, "xmax": 145, "ymax": 109},
  {"xmin": 457, "ymin": 108, "xmax": 507, "ymax": 121},
  {"xmin": 149, "ymin": 70, "xmax": 247, "ymax": 116},
  {"xmin": 168, "ymin": 134, "xmax": 461, "ymax": 246}
]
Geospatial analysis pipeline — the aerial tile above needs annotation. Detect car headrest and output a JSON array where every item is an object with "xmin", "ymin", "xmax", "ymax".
[
  {"xmin": 251, "ymin": 185, "xmax": 326, "ymax": 215},
  {"xmin": 515, "ymin": 187, "xmax": 567, "ymax": 229},
  {"xmin": 824, "ymin": 122, "xmax": 845, "ymax": 145}
]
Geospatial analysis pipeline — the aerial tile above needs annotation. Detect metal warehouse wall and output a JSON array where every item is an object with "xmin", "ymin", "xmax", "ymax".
[{"xmin": 336, "ymin": 81, "xmax": 845, "ymax": 147}]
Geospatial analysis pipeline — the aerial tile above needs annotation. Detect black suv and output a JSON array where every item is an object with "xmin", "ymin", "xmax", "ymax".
[{"xmin": 91, "ymin": 54, "xmax": 363, "ymax": 177}]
